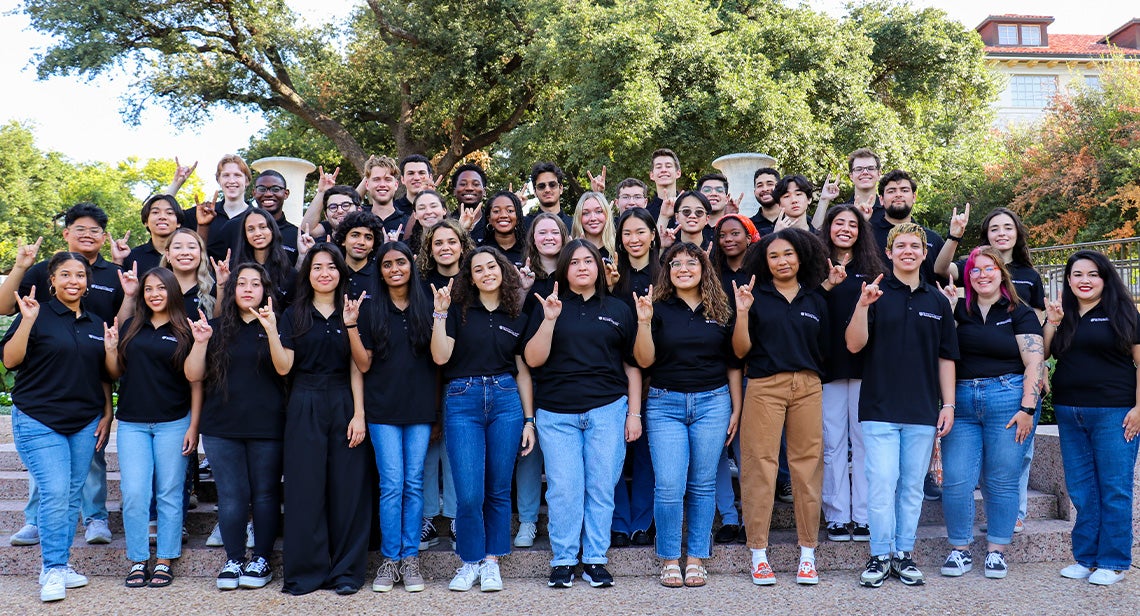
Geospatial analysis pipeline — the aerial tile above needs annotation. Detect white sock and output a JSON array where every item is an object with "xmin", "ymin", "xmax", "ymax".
[
  {"xmin": 751, "ymin": 548, "xmax": 768, "ymax": 565},
  {"xmin": 800, "ymin": 546, "xmax": 815, "ymax": 562}
]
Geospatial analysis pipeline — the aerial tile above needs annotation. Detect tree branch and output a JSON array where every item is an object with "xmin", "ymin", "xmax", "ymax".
[{"xmin": 365, "ymin": 0, "xmax": 421, "ymax": 46}]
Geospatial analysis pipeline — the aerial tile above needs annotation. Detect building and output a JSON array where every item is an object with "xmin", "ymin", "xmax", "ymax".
[{"xmin": 977, "ymin": 15, "xmax": 1140, "ymax": 125}]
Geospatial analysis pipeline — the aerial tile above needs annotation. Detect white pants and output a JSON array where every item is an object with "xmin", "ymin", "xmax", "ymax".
[{"xmin": 821, "ymin": 379, "xmax": 867, "ymax": 524}]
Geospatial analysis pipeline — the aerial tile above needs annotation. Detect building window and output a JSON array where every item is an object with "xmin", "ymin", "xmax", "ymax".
[
  {"xmin": 1010, "ymin": 75, "xmax": 1057, "ymax": 107},
  {"xmin": 1020, "ymin": 25, "xmax": 1042, "ymax": 46},
  {"xmin": 998, "ymin": 25, "xmax": 1019, "ymax": 45},
  {"xmin": 1085, "ymin": 75, "xmax": 1102, "ymax": 91}
]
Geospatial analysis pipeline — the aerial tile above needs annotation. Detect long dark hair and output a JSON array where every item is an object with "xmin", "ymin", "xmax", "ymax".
[
  {"xmin": 820, "ymin": 204, "xmax": 884, "ymax": 279},
  {"xmin": 981, "ymin": 207, "xmax": 1033, "ymax": 267},
  {"xmin": 117, "ymin": 267, "xmax": 192, "ymax": 371},
  {"xmin": 233, "ymin": 208, "xmax": 293, "ymax": 291},
  {"xmin": 369, "ymin": 241, "xmax": 432, "ymax": 360},
  {"xmin": 205, "ymin": 263, "xmax": 277, "ymax": 396},
  {"xmin": 482, "ymin": 190, "xmax": 525, "ymax": 250},
  {"xmin": 556, "ymin": 239, "xmax": 608, "ymax": 299},
  {"xmin": 452, "ymin": 246, "xmax": 524, "ymax": 322},
  {"xmin": 1051, "ymin": 249, "xmax": 1136, "ymax": 357},
  {"xmin": 745, "ymin": 228, "xmax": 829, "ymax": 288},
  {"xmin": 290, "ymin": 243, "xmax": 349, "ymax": 337},
  {"xmin": 614, "ymin": 207, "xmax": 660, "ymax": 298},
  {"xmin": 522, "ymin": 212, "xmax": 569, "ymax": 279}
]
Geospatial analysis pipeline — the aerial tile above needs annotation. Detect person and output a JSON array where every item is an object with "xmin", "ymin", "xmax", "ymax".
[
  {"xmin": 479, "ymin": 190, "xmax": 526, "ymax": 265},
  {"xmin": 430, "ymin": 246, "xmax": 535, "ymax": 591},
  {"xmin": 696, "ymin": 173, "xmax": 732, "ymax": 227},
  {"xmin": 124, "ymin": 194, "xmax": 186, "ymax": 274},
  {"xmin": 206, "ymin": 169, "xmax": 300, "ymax": 262},
  {"xmin": 1, "ymin": 252, "xmax": 112, "ymax": 602},
  {"xmin": 302, "ymin": 178, "xmax": 361, "ymax": 243},
  {"xmin": 818, "ymin": 205, "xmax": 884, "ymax": 543},
  {"xmin": 104, "ymin": 267, "xmax": 199, "ymax": 589},
  {"xmin": 868, "ymin": 170, "xmax": 945, "ymax": 287},
  {"xmin": 647, "ymin": 148, "xmax": 682, "ymax": 221},
  {"xmin": 668, "ymin": 191, "xmax": 714, "ymax": 251},
  {"xmin": 1044, "ymin": 250, "xmax": 1140, "ymax": 586},
  {"xmin": 634, "ymin": 242, "xmax": 741, "ymax": 588},
  {"xmin": 524, "ymin": 162, "xmax": 573, "ymax": 230},
  {"xmin": 938, "ymin": 246, "xmax": 1044, "ymax": 580},
  {"xmin": 0, "ymin": 203, "xmax": 125, "ymax": 548},
  {"xmin": 231, "ymin": 208, "xmax": 298, "ymax": 308},
  {"xmin": 749, "ymin": 167, "xmax": 781, "ymax": 236},
  {"xmin": 185, "ymin": 263, "xmax": 287, "ymax": 590},
  {"xmin": 404, "ymin": 190, "xmax": 448, "ymax": 255},
  {"xmin": 333, "ymin": 210, "xmax": 384, "ymax": 301},
  {"xmin": 159, "ymin": 228, "xmax": 217, "ymax": 320},
  {"xmin": 844, "ymin": 148, "xmax": 883, "ymax": 218},
  {"xmin": 571, "ymin": 191, "xmax": 616, "ymax": 259},
  {"xmin": 277, "ymin": 244, "xmax": 370, "ymax": 595},
  {"xmin": 609, "ymin": 208, "xmax": 660, "ymax": 547},
  {"xmin": 523, "ymin": 239, "xmax": 641, "ymax": 589},
  {"xmin": 732, "ymin": 228, "xmax": 832, "ymax": 585},
  {"xmin": 769, "ymin": 175, "xmax": 817, "ymax": 234},
  {"xmin": 362, "ymin": 155, "xmax": 408, "ymax": 236},
  {"xmin": 173, "ymin": 154, "xmax": 253, "ymax": 245},
  {"xmin": 451, "ymin": 163, "xmax": 488, "ymax": 238},
  {"xmin": 359, "ymin": 241, "xmax": 437, "ymax": 594},
  {"xmin": 614, "ymin": 178, "xmax": 650, "ymax": 214},
  {"xmin": 394, "ymin": 154, "xmax": 436, "ymax": 215},
  {"xmin": 846, "ymin": 222, "xmax": 958, "ymax": 588}
]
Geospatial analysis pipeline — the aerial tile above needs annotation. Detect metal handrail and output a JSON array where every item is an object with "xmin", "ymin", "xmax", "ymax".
[{"xmin": 1029, "ymin": 237, "xmax": 1140, "ymax": 299}]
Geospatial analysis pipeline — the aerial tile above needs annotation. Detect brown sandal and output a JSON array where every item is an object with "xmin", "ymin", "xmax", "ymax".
[
  {"xmin": 660, "ymin": 564, "xmax": 683, "ymax": 588},
  {"xmin": 684, "ymin": 564, "xmax": 708, "ymax": 587}
]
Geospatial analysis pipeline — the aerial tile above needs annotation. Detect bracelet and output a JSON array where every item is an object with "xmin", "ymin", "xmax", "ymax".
[
  {"xmin": 1046, "ymin": 320, "xmax": 1061, "ymax": 327},
  {"xmin": 1019, "ymin": 405, "xmax": 1037, "ymax": 416},
  {"xmin": 627, "ymin": 413, "xmax": 642, "ymax": 418},
  {"xmin": 345, "ymin": 324, "xmax": 358, "ymax": 329},
  {"xmin": 941, "ymin": 403, "xmax": 955, "ymax": 409},
  {"xmin": 946, "ymin": 234, "xmax": 962, "ymax": 242},
  {"xmin": 524, "ymin": 417, "xmax": 535, "ymax": 424},
  {"xmin": 433, "ymin": 311, "xmax": 448, "ymax": 320}
]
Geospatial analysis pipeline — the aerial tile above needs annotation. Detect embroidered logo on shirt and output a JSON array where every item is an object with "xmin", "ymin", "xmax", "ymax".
[
  {"xmin": 597, "ymin": 316, "xmax": 621, "ymax": 327},
  {"xmin": 161, "ymin": 335, "xmax": 178, "ymax": 342},
  {"xmin": 90, "ymin": 284, "xmax": 115, "ymax": 293},
  {"xmin": 994, "ymin": 318, "xmax": 1012, "ymax": 326},
  {"xmin": 88, "ymin": 334, "xmax": 104, "ymax": 341},
  {"xmin": 499, "ymin": 325, "xmax": 520, "ymax": 337},
  {"xmin": 1090, "ymin": 317, "xmax": 1109, "ymax": 323},
  {"xmin": 799, "ymin": 311, "xmax": 819, "ymax": 322},
  {"xmin": 918, "ymin": 311, "xmax": 942, "ymax": 320}
]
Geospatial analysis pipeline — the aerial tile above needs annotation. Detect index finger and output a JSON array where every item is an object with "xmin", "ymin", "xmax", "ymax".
[{"xmin": 871, "ymin": 273, "xmax": 884, "ymax": 286}]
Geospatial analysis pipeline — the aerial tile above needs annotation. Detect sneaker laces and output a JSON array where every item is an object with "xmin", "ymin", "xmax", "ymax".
[
  {"xmin": 946, "ymin": 549, "xmax": 970, "ymax": 567},
  {"xmin": 379, "ymin": 559, "xmax": 401, "ymax": 582},
  {"xmin": 402, "ymin": 559, "xmax": 422, "ymax": 578},
  {"xmin": 420, "ymin": 518, "xmax": 436, "ymax": 538},
  {"xmin": 245, "ymin": 558, "xmax": 269, "ymax": 575},
  {"xmin": 221, "ymin": 560, "xmax": 243, "ymax": 575},
  {"xmin": 985, "ymin": 551, "xmax": 1005, "ymax": 567},
  {"xmin": 42, "ymin": 568, "xmax": 66, "ymax": 586}
]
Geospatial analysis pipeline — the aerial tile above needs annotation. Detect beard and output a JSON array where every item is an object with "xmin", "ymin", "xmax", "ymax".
[{"xmin": 885, "ymin": 203, "xmax": 912, "ymax": 219}]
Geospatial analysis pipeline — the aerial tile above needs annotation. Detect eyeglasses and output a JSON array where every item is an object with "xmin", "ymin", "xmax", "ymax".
[
  {"xmin": 69, "ymin": 225, "xmax": 104, "ymax": 237},
  {"xmin": 669, "ymin": 259, "xmax": 700, "ymax": 270},
  {"xmin": 850, "ymin": 165, "xmax": 879, "ymax": 174},
  {"xmin": 617, "ymin": 193, "xmax": 647, "ymax": 202},
  {"xmin": 700, "ymin": 186, "xmax": 727, "ymax": 195},
  {"xmin": 535, "ymin": 181, "xmax": 560, "ymax": 191},
  {"xmin": 678, "ymin": 208, "xmax": 706, "ymax": 218},
  {"xmin": 326, "ymin": 202, "xmax": 356, "ymax": 212},
  {"xmin": 969, "ymin": 266, "xmax": 1000, "ymax": 276},
  {"xmin": 253, "ymin": 185, "xmax": 286, "ymax": 195}
]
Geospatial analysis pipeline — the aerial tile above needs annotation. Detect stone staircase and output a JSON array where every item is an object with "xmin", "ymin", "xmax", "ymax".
[{"xmin": 0, "ymin": 417, "xmax": 1083, "ymax": 580}]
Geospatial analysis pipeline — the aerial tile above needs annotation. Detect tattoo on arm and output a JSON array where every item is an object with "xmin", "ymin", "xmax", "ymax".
[{"xmin": 1018, "ymin": 334, "xmax": 1045, "ymax": 406}]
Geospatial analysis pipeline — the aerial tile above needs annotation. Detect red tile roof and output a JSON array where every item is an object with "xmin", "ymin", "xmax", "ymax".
[{"xmin": 985, "ymin": 34, "xmax": 1140, "ymax": 57}]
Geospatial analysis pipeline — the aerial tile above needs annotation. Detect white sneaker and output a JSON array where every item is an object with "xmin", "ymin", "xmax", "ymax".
[
  {"xmin": 40, "ymin": 567, "xmax": 66, "ymax": 602},
  {"xmin": 514, "ymin": 521, "xmax": 537, "ymax": 548},
  {"xmin": 449, "ymin": 562, "xmax": 480, "ymax": 592},
  {"xmin": 1060, "ymin": 563, "xmax": 1094, "ymax": 579},
  {"xmin": 1088, "ymin": 569, "xmax": 1126, "ymax": 585},
  {"xmin": 245, "ymin": 521, "xmax": 255, "ymax": 549},
  {"xmin": 10, "ymin": 524, "xmax": 40, "ymax": 546},
  {"xmin": 40, "ymin": 564, "xmax": 88, "ymax": 589},
  {"xmin": 206, "ymin": 523, "xmax": 224, "ymax": 547},
  {"xmin": 84, "ymin": 519, "xmax": 112, "ymax": 544},
  {"xmin": 480, "ymin": 560, "xmax": 503, "ymax": 592}
]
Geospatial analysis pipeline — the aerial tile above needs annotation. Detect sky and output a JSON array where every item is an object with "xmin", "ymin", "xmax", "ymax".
[{"xmin": 0, "ymin": 0, "xmax": 1133, "ymax": 187}]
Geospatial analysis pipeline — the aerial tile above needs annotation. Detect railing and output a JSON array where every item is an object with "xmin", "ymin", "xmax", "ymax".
[{"xmin": 1029, "ymin": 237, "xmax": 1140, "ymax": 300}]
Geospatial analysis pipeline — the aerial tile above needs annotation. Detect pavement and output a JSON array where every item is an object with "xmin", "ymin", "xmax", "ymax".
[{"xmin": 0, "ymin": 563, "xmax": 1138, "ymax": 615}]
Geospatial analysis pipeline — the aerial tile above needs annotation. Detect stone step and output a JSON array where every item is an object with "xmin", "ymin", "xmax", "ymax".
[
  {"xmin": 0, "ymin": 471, "xmax": 218, "ymax": 504},
  {"xmin": 0, "ymin": 518, "xmax": 1075, "ymax": 580}
]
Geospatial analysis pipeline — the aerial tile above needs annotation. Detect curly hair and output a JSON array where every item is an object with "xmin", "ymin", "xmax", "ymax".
[
  {"xmin": 653, "ymin": 243, "xmax": 732, "ymax": 325},
  {"xmin": 417, "ymin": 219, "xmax": 474, "ymax": 276},
  {"xmin": 451, "ymin": 246, "xmax": 524, "ymax": 322},
  {"xmin": 332, "ymin": 210, "xmax": 384, "ymax": 261},
  {"xmin": 744, "ymin": 228, "xmax": 829, "ymax": 288},
  {"xmin": 820, "ymin": 204, "xmax": 884, "ymax": 280}
]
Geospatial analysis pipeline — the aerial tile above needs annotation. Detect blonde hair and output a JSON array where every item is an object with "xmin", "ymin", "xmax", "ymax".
[
  {"xmin": 364, "ymin": 155, "xmax": 399, "ymax": 178},
  {"xmin": 160, "ymin": 228, "xmax": 216, "ymax": 319},
  {"xmin": 571, "ymin": 191, "xmax": 616, "ymax": 257}
]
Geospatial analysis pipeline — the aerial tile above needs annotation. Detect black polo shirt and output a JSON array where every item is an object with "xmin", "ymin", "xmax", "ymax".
[
  {"xmin": 1, "ymin": 299, "xmax": 108, "ymax": 434},
  {"xmin": 858, "ymin": 276, "xmax": 959, "ymax": 426},
  {"xmin": 374, "ymin": 207, "xmax": 409, "ymax": 237},
  {"xmin": 479, "ymin": 235, "xmax": 525, "ymax": 267},
  {"xmin": 677, "ymin": 226, "xmax": 715, "ymax": 251},
  {"xmin": 742, "ymin": 283, "xmax": 829, "ymax": 378},
  {"xmin": 393, "ymin": 195, "xmax": 414, "ymax": 216},
  {"xmin": 1051, "ymin": 304, "xmax": 1140, "ymax": 408},
  {"xmin": 648, "ymin": 297, "xmax": 735, "ymax": 392},
  {"xmin": 278, "ymin": 305, "xmax": 352, "ymax": 379},
  {"xmin": 442, "ymin": 302, "xmax": 530, "ymax": 380},
  {"xmin": 951, "ymin": 258, "xmax": 1045, "ymax": 311},
  {"xmin": 756, "ymin": 221, "xmax": 816, "ymax": 238},
  {"xmin": 823, "ymin": 273, "xmax": 871, "ymax": 382},
  {"xmin": 182, "ymin": 285, "xmax": 211, "ymax": 321},
  {"xmin": 206, "ymin": 210, "xmax": 299, "ymax": 263},
  {"xmin": 524, "ymin": 292, "xmax": 635, "ymax": 413},
  {"xmin": 347, "ymin": 261, "xmax": 379, "ymax": 303},
  {"xmin": 616, "ymin": 265, "xmax": 653, "ymax": 315},
  {"xmin": 523, "ymin": 275, "xmax": 556, "ymax": 316},
  {"xmin": 717, "ymin": 263, "xmax": 751, "ymax": 310},
  {"xmin": 523, "ymin": 211, "xmax": 573, "ymax": 233},
  {"xmin": 358, "ymin": 301, "xmax": 438, "ymax": 424},
  {"xmin": 750, "ymin": 211, "xmax": 777, "ymax": 237},
  {"xmin": 199, "ymin": 318, "xmax": 287, "ymax": 439},
  {"xmin": 19, "ymin": 255, "xmax": 123, "ymax": 323},
  {"xmin": 954, "ymin": 298, "xmax": 1041, "ymax": 380},
  {"xmin": 124, "ymin": 241, "xmax": 163, "ymax": 275},
  {"xmin": 869, "ymin": 211, "xmax": 945, "ymax": 285},
  {"xmin": 420, "ymin": 270, "xmax": 456, "ymax": 301},
  {"xmin": 115, "ymin": 318, "xmax": 192, "ymax": 423}
]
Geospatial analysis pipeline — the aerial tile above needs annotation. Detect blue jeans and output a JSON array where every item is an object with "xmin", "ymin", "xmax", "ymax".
[
  {"xmin": 369, "ymin": 423, "xmax": 432, "ymax": 560},
  {"xmin": 612, "ymin": 429, "xmax": 654, "ymax": 534},
  {"xmin": 1054, "ymin": 405, "xmax": 1139, "ymax": 570},
  {"xmin": 422, "ymin": 435, "xmax": 456, "ymax": 519},
  {"xmin": 515, "ymin": 435, "xmax": 544, "ymax": 524},
  {"xmin": 538, "ymin": 396, "xmax": 628, "ymax": 566},
  {"xmin": 202, "ymin": 436, "xmax": 283, "ymax": 561},
  {"xmin": 943, "ymin": 375, "xmax": 1032, "ymax": 546},
  {"xmin": 646, "ymin": 385, "xmax": 731, "ymax": 560},
  {"xmin": 12, "ymin": 408, "xmax": 98, "ymax": 570},
  {"xmin": 713, "ymin": 433, "xmax": 742, "ymax": 524},
  {"xmin": 24, "ymin": 448, "xmax": 108, "ymax": 527},
  {"xmin": 444, "ymin": 374, "xmax": 524, "ymax": 564},
  {"xmin": 117, "ymin": 415, "xmax": 191, "ymax": 562},
  {"xmin": 862, "ymin": 420, "xmax": 936, "ymax": 556}
]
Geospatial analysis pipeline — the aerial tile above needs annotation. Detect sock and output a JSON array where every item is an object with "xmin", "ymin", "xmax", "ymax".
[
  {"xmin": 751, "ymin": 548, "xmax": 768, "ymax": 565},
  {"xmin": 800, "ymin": 546, "xmax": 815, "ymax": 562}
]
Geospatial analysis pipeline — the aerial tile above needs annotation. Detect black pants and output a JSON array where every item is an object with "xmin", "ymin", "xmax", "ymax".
[
  {"xmin": 281, "ymin": 376, "xmax": 370, "ymax": 595},
  {"xmin": 202, "ymin": 435, "xmax": 283, "ymax": 562}
]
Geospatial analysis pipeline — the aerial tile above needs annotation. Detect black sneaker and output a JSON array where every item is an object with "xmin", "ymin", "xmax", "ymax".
[
  {"xmin": 582, "ymin": 564, "xmax": 614, "ymax": 588},
  {"xmin": 737, "ymin": 525, "xmax": 748, "ymax": 544},
  {"xmin": 239, "ymin": 556, "xmax": 273, "ymax": 589},
  {"xmin": 197, "ymin": 458, "xmax": 212, "ymax": 479},
  {"xmin": 891, "ymin": 551, "xmax": 925, "ymax": 586},
  {"xmin": 446, "ymin": 518, "xmax": 456, "ymax": 549},
  {"xmin": 610, "ymin": 531, "xmax": 630, "ymax": 547},
  {"xmin": 630, "ymin": 526, "xmax": 654, "ymax": 546},
  {"xmin": 851, "ymin": 523, "xmax": 871, "ymax": 542},
  {"xmin": 776, "ymin": 482, "xmax": 794, "ymax": 503},
  {"xmin": 216, "ymin": 559, "xmax": 243, "ymax": 591},
  {"xmin": 983, "ymin": 550, "xmax": 1008, "ymax": 579},
  {"xmin": 827, "ymin": 523, "xmax": 852, "ymax": 542},
  {"xmin": 419, "ymin": 518, "xmax": 439, "ymax": 551},
  {"xmin": 714, "ymin": 524, "xmax": 740, "ymax": 544},
  {"xmin": 860, "ymin": 555, "xmax": 891, "ymax": 588},
  {"xmin": 923, "ymin": 472, "xmax": 942, "ymax": 501},
  {"xmin": 548, "ymin": 565, "xmax": 574, "ymax": 588},
  {"xmin": 940, "ymin": 549, "xmax": 973, "ymax": 577}
]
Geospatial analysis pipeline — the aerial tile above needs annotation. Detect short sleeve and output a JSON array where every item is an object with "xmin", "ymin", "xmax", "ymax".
[
  {"xmin": 938, "ymin": 296, "xmax": 960, "ymax": 360},
  {"xmin": 356, "ymin": 308, "xmax": 373, "ymax": 350},
  {"xmin": 1012, "ymin": 305, "xmax": 1044, "ymax": 337}
]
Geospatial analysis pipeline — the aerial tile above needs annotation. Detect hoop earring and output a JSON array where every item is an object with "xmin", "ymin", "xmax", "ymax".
[{"xmin": 48, "ymin": 285, "xmax": 56, "ymax": 297}]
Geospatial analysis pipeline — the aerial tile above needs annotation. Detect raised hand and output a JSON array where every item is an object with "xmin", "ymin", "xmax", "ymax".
[
  {"xmin": 172, "ymin": 157, "xmax": 198, "ymax": 186},
  {"xmin": 118, "ymin": 263, "xmax": 139, "ymax": 298},
  {"xmin": 188, "ymin": 316, "xmax": 213, "ymax": 344},
  {"xmin": 773, "ymin": 211, "xmax": 794, "ymax": 232},
  {"xmin": 633, "ymin": 286, "xmax": 654, "ymax": 323},
  {"xmin": 431, "ymin": 279, "xmax": 453, "ymax": 314},
  {"xmin": 1045, "ymin": 295, "xmax": 1063, "ymax": 325},
  {"xmin": 660, "ymin": 195, "xmax": 676, "ymax": 221},
  {"xmin": 316, "ymin": 165, "xmax": 340, "ymax": 193},
  {"xmin": 518, "ymin": 258, "xmax": 536, "ymax": 291},
  {"xmin": 459, "ymin": 207, "xmax": 478, "ymax": 232},
  {"xmin": 854, "ymin": 194, "xmax": 875, "ymax": 219},
  {"xmin": 941, "ymin": 282, "xmax": 958, "ymax": 309},
  {"xmin": 949, "ymin": 203, "xmax": 971, "ymax": 238},
  {"xmin": 587, "ymin": 166, "xmax": 607, "ymax": 193},
  {"xmin": 725, "ymin": 193, "xmax": 744, "ymax": 215},
  {"xmin": 820, "ymin": 173, "xmax": 841, "ymax": 203},
  {"xmin": 343, "ymin": 291, "xmax": 366, "ymax": 326},
  {"xmin": 534, "ymin": 282, "xmax": 562, "ymax": 321},
  {"xmin": 858, "ymin": 273, "xmax": 885, "ymax": 307},
  {"xmin": 109, "ymin": 230, "xmax": 132, "ymax": 264},
  {"xmin": 251, "ymin": 297, "xmax": 277, "ymax": 332},
  {"xmin": 510, "ymin": 182, "xmax": 530, "ymax": 204},
  {"xmin": 826, "ymin": 258, "xmax": 847, "ymax": 287},
  {"xmin": 604, "ymin": 259, "xmax": 621, "ymax": 288},
  {"xmin": 732, "ymin": 275, "xmax": 756, "ymax": 312},
  {"xmin": 196, "ymin": 191, "xmax": 220, "ymax": 226},
  {"xmin": 14, "ymin": 287, "xmax": 39, "ymax": 321},
  {"xmin": 657, "ymin": 223, "xmax": 678, "ymax": 249},
  {"xmin": 103, "ymin": 317, "xmax": 119, "ymax": 351},
  {"xmin": 298, "ymin": 224, "xmax": 316, "ymax": 259},
  {"xmin": 14, "ymin": 236, "xmax": 43, "ymax": 270},
  {"xmin": 385, "ymin": 224, "xmax": 403, "ymax": 243},
  {"xmin": 210, "ymin": 250, "xmax": 232, "ymax": 289}
]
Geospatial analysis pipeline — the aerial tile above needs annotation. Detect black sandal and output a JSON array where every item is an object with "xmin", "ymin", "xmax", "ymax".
[
  {"xmin": 148, "ymin": 563, "xmax": 174, "ymax": 588},
  {"xmin": 125, "ymin": 562, "xmax": 149, "ymax": 588}
]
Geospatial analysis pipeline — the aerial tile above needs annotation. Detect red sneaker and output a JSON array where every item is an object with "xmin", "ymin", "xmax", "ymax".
[
  {"xmin": 751, "ymin": 561, "xmax": 776, "ymax": 585},
  {"xmin": 797, "ymin": 559, "xmax": 819, "ymax": 585}
]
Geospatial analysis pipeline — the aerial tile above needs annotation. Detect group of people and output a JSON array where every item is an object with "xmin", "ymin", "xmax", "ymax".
[{"xmin": 2, "ymin": 146, "xmax": 1137, "ymax": 604}]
